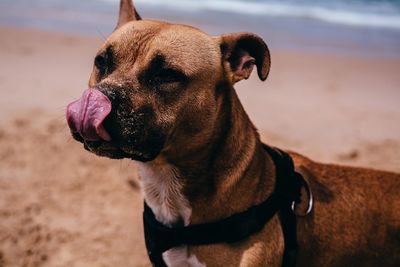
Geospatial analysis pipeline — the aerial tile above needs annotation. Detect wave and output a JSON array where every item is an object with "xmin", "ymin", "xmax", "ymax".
[{"xmin": 102, "ymin": 0, "xmax": 400, "ymax": 30}]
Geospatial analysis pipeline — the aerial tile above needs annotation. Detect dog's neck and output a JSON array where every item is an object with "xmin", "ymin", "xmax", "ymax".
[
  {"xmin": 137, "ymin": 158, "xmax": 192, "ymax": 226},
  {"xmin": 137, "ymin": 85, "xmax": 275, "ymax": 226}
]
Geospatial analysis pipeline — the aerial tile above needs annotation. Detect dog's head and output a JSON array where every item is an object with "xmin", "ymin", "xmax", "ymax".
[{"xmin": 66, "ymin": 0, "xmax": 271, "ymax": 162}]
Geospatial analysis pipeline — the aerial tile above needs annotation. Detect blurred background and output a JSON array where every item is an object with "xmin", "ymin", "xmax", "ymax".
[
  {"xmin": 0, "ymin": 0, "xmax": 399, "ymax": 266},
  {"xmin": 1, "ymin": 0, "xmax": 400, "ymax": 56}
]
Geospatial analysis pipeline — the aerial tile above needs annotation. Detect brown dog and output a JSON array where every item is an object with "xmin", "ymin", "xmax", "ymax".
[{"xmin": 66, "ymin": 0, "xmax": 400, "ymax": 266}]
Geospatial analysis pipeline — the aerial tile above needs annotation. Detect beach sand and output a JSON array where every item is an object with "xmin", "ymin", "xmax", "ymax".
[{"xmin": 0, "ymin": 26, "xmax": 399, "ymax": 266}]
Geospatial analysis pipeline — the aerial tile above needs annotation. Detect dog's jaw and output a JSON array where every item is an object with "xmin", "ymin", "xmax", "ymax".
[{"xmin": 136, "ymin": 158, "xmax": 206, "ymax": 267}]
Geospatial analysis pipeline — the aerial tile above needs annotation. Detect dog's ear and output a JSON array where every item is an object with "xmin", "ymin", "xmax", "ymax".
[
  {"xmin": 115, "ymin": 0, "xmax": 141, "ymax": 30},
  {"xmin": 219, "ymin": 33, "xmax": 271, "ymax": 83}
]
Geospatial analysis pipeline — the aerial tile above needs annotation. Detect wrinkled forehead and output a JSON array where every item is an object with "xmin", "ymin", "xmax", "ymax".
[{"xmin": 105, "ymin": 20, "xmax": 220, "ymax": 75}]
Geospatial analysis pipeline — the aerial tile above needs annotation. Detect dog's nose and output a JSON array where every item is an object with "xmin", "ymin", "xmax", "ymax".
[{"xmin": 66, "ymin": 88, "xmax": 112, "ymax": 141}]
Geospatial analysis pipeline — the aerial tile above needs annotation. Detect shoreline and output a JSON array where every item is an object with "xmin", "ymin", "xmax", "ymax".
[{"xmin": 2, "ymin": 0, "xmax": 400, "ymax": 59}]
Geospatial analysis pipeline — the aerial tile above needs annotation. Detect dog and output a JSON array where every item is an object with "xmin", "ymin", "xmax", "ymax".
[{"xmin": 66, "ymin": 0, "xmax": 400, "ymax": 266}]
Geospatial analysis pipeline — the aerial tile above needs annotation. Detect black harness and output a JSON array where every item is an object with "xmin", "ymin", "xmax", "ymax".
[{"xmin": 143, "ymin": 144, "xmax": 307, "ymax": 267}]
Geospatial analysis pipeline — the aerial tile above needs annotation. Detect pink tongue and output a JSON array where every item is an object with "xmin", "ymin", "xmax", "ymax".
[{"xmin": 66, "ymin": 89, "xmax": 112, "ymax": 141}]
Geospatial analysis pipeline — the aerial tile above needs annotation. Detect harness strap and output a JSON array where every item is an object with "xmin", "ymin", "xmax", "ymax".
[
  {"xmin": 262, "ymin": 145, "xmax": 301, "ymax": 267},
  {"xmin": 143, "ymin": 144, "xmax": 304, "ymax": 267},
  {"xmin": 143, "ymin": 194, "xmax": 286, "ymax": 265}
]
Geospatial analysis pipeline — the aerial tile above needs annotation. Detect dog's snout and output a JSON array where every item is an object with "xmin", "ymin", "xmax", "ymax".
[
  {"xmin": 97, "ymin": 88, "xmax": 118, "ymax": 104},
  {"xmin": 95, "ymin": 87, "xmax": 125, "ymax": 115}
]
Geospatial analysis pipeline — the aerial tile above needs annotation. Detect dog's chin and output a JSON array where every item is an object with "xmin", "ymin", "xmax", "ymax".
[
  {"xmin": 71, "ymin": 132, "xmax": 162, "ymax": 162},
  {"xmin": 83, "ymin": 140, "xmax": 130, "ymax": 159}
]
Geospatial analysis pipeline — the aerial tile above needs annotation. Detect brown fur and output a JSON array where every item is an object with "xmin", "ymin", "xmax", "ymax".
[{"xmin": 70, "ymin": 1, "xmax": 400, "ymax": 266}]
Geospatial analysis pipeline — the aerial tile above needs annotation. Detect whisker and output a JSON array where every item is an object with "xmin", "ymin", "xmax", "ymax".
[{"xmin": 96, "ymin": 27, "xmax": 107, "ymax": 41}]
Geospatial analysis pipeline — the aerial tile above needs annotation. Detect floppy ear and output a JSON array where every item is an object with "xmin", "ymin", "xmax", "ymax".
[
  {"xmin": 115, "ymin": 0, "xmax": 141, "ymax": 30},
  {"xmin": 219, "ymin": 33, "xmax": 271, "ymax": 83}
]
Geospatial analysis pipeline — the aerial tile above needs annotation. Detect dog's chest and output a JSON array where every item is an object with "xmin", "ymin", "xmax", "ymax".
[{"xmin": 137, "ymin": 162, "xmax": 205, "ymax": 267}]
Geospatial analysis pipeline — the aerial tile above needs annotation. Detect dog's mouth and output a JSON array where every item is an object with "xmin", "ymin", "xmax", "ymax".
[{"xmin": 66, "ymin": 88, "xmax": 164, "ymax": 162}]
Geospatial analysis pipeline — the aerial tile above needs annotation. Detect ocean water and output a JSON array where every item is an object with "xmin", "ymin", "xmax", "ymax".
[{"xmin": 1, "ymin": 0, "xmax": 400, "ymax": 58}]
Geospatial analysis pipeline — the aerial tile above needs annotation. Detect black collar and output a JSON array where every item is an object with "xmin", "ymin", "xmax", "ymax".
[{"xmin": 143, "ymin": 144, "xmax": 304, "ymax": 267}]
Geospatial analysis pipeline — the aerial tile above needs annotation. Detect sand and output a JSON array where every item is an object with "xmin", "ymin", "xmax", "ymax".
[{"xmin": 0, "ymin": 26, "xmax": 399, "ymax": 267}]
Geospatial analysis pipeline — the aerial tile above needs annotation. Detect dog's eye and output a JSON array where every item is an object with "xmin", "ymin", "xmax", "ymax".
[
  {"xmin": 151, "ymin": 69, "xmax": 185, "ymax": 85},
  {"xmin": 95, "ymin": 54, "xmax": 106, "ymax": 71},
  {"xmin": 94, "ymin": 47, "xmax": 114, "ymax": 77}
]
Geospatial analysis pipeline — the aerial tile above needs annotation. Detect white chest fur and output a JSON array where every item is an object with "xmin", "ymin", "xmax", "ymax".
[{"xmin": 137, "ymin": 161, "xmax": 205, "ymax": 267}]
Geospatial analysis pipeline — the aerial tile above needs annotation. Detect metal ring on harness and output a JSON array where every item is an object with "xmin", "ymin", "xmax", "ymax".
[{"xmin": 291, "ymin": 180, "xmax": 313, "ymax": 217}]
